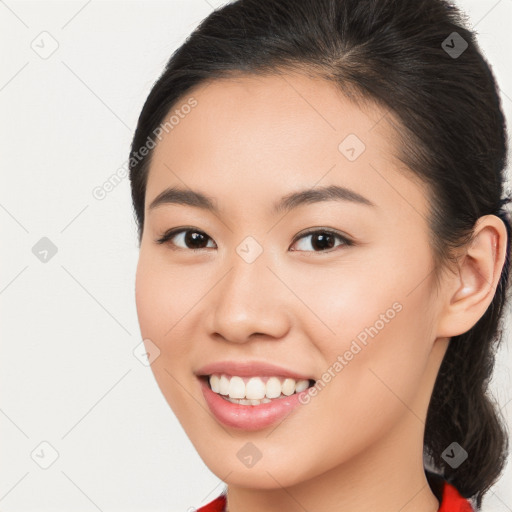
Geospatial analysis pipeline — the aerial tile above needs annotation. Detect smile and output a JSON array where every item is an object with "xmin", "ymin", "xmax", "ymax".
[
  {"xmin": 198, "ymin": 373, "xmax": 316, "ymax": 430},
  {"xmin": 206, "ymin": 374, "xmax": 315, "ymax": 405}
]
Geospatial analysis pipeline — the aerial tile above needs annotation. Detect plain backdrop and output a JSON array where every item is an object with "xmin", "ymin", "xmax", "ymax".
[{"xmin": 1, "ymin": 0, "xmax": 511, "ymax": 511}]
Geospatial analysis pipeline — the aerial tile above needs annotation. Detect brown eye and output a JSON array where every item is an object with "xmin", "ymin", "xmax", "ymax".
[
  {"xmin": 156, "ymin": 228, "xmax": 216, "ymax": 250},
  {"xmin": 291, "ymin": 229, "xmax": 353, "ymax": 253}
]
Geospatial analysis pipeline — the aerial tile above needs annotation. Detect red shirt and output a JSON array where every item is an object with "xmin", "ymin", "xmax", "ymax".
[{"xmin": 196, "ymin": 480, "xmax": 474, "ymax": 512}]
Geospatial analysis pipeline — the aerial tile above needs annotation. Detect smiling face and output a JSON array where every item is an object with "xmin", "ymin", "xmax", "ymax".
[{"xmin": 135, "ymin": 72, "xmax": 449, "ymax": 491}]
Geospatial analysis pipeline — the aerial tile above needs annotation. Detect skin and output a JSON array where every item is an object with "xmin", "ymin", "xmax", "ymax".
[{"xmin": 134, "ymin": 72, "xmax": 508, "ymax": 512}]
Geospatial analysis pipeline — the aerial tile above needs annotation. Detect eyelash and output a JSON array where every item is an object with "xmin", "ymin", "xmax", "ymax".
[{"xmin": 155, "ymin": 227, "xmax": 355, "ymax": 254}]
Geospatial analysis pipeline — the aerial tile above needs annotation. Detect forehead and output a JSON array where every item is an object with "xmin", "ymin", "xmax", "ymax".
[
  {"xmin": 164, "ymin": 72, "xmax": 392, "ymax": 150},
  {"xmin": 146, "ymin": 72, "xmax": 429, "ymax": 224}
]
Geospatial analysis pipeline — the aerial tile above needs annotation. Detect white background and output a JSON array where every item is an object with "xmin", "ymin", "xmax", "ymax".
[{"xmin": 1, "ymin": 1, "xmax": 511, "ymax": 511}]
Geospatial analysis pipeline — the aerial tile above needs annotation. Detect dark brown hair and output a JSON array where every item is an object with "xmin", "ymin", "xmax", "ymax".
[{"xmin": 128, "ymin": 0, "xmax": 511, "ymax": 508}]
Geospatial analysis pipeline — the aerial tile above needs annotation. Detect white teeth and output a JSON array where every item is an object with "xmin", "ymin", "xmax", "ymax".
[
  {"xmin": 265, "ymin": 377, "xmax": 282, "ymax": 399},
  {"xmin": 282, "ymin": 378, "xmax": 296, "ymax": 396},
  {"xmin": 210, "ymin": 374, "xmax": 220, "ymax": 393},
  {"xmin": 219, "ymin": 375, "xmax": 230, "ymax": 395},
  {"xmin": 226, "ymin": 397, "xmax": 272, "ymax": 405},
  {"xmin": 228, "ymin": 376, "xmax": 245, "ymax": 399},
  {"xmin": 208, "ymin": 373, "xmax": 312, "ymax": 403},
  {"xmin": 295, "ymin": 379, "xmax": 309, "ymax": 393},
  {"xmin": 249, "ymin": 398, "xmax": 264, "ymax": 405},
  {"xmin": 246, "ymin": 377, "xmax": 266, "ymax": 400}
]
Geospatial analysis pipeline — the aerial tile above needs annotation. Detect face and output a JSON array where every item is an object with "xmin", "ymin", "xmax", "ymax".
[{"xmin": 135, "ymin": 72, "xmax": 446, "ymax": 489}]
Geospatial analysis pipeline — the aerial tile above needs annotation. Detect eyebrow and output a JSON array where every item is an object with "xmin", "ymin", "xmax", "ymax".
[{"xmin": 148, "ymin": 184, "xmax": 376, "ymax": 215}]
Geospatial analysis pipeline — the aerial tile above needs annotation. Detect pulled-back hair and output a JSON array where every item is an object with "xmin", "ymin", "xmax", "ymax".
[{"xmin": 128, "ymin": 0, "xmax": 512, "ymax": 508}]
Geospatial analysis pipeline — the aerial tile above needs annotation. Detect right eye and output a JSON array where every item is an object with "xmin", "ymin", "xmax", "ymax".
[{"xmin": 155, "ymin": 228, "xmax": 217, "ymax": 251}]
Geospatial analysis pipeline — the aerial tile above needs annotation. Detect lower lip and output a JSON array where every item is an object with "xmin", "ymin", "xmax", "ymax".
[{"xmin": 199, "ymin": 378, "xmax": 310, "ymax": 431}]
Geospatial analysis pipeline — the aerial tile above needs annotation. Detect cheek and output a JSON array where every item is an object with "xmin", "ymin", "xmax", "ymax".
[
  {"xmin": 284, "ymin": 250, "xmax": 435, "ymax": 445},
  {"xmin": 135, "ymin": 251, "xmax": 163, "ymax": 338},
  {"xmin": 134, "ymin": 252, "xmax": 192, "ymax": 406},
  {"xmin": 134, "ymin": 249, "xmax": 193, "ymax": 342},
  {"xmin": 296, "ymin": 239, "xmax": 435, "ymax": 361}
]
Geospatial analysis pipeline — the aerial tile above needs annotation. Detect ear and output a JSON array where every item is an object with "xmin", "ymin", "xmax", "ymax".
[{"xmin": 436, "ymin": 214, "xmax": 508, "ymax": 338}]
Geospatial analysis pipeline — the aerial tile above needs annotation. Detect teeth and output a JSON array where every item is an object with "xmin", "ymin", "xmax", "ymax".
[
  {"xmin": 266, "ymin": 377, "xmax": 282, "ymax": 399},
  {"xmin": 281, "ymin": 378, "xmax": 296, "ymax": 396},
  {"xmin": 219, "ymin": 375, "xmax": 230, "ymax": 395},
  {"xmin": 226, "ymin": 397, "xmax": 272, "ymax": 405},
  {"xmin": 295, "ymin": 379, "xmax": 309, "ymax": 393},
  {"xmin": 208, "ymin": 373, "xmax": 312, "ymax": 402},
  {"xmin": 228, "ymin": 376, "xmax": 245, "ymax": 399},
  {"xmin": 246, "ymin": 377, "xmax": 266, "ymax": 400},
  {"xmin": 210, "ymin": 374, "xmax": 220, "ymax": 393}
]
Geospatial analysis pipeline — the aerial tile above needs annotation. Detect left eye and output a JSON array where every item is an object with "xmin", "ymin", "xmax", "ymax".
[
  {"xmin": 291, "ymin": 229, "xmax": 353, "ymax": 252},
  {"xmin": 155, "ymin": 228, "xmax": 353, "ymax": 253}
]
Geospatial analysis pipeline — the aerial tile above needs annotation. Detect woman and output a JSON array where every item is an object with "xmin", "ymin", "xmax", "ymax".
[{"xmin": 128, "ymin": 0, "xmax": 511, "ymax": 510}]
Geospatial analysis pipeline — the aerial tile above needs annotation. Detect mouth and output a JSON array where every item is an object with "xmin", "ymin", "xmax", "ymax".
[{"xmin": 198, "ymin": 374, "xmax": 316, "ymax": 406}]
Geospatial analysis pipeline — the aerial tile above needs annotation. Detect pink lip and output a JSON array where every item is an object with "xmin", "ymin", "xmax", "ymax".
[
  {"xmin": 199, "ymin": 378, "xmax": 309, "ymax": 430},
  {"xmin": 195, "ymin": 360, "xmax": 315, "ymax": 380}
]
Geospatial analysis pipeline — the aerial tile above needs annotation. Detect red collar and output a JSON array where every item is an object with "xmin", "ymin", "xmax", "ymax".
[
  {"xmin": 437, "ymin": 481, "xmax": 474, "ymax": 512},
  {"xmin": 197, "ymin": 493, "xmax": 226, "ymax": 512},
  {"xmin": 196, "ymin": 480, "xmax": 474, "ymax": 512}
]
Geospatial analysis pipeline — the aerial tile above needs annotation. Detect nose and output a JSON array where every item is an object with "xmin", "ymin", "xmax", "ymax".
[{"xmin": 206, "ymin": 249, "xmax": 292, "ymax": 344}]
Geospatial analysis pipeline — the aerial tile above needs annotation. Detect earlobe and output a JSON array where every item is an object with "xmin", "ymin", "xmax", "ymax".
[{"xmin": 436, "ymin": 215, "xmax": 508, "ymax": 338}]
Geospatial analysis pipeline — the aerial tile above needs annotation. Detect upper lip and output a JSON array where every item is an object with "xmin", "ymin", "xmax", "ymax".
[{"xmin": 195, "ymin": 360, "xmax": 315, "ymax": 381}]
